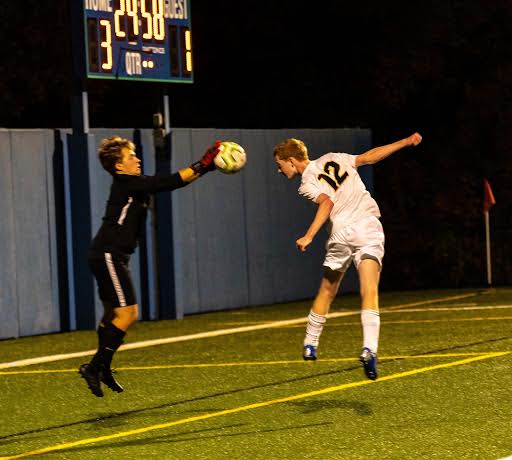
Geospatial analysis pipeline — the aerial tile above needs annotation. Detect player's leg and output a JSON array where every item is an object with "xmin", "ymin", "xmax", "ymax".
[
  {"xmin": 80, "ymin": 254, "xmax": 137, "ymax": 396},
  {"xmin": 92, "ymin": 303, "xmax": 138, "ymax": 393},
  {"xmin": 90, "ymin": 304, "xmax": 137, "ymax": 373},
  {"xmin": 303, "ymin": 267, "xmax": 344, "ymax": 360},
  {"xmin": 353, "ymin": 216, "xmax": 385, "ymax": 380},
  {"xmin": 357, "ymin": 258, "xmax": 380, "ymax": 380},
  {"xmin": 359, "ymin": 258, "xmax": 381, "ymax": 349},
  {"xmin": 303, "ymin": 232, "xmax": 352, "ymax": 360}
]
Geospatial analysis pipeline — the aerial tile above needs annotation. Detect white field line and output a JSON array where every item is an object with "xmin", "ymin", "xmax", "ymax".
[
  {"xmin": 0, "ymin": 310, "xmax": 356, "ymax": 370},
  {"xmin": 382, "ymin": 304, "xmax": 512, "ymax": 314},
  {"xmin": 384, "ymin": 293, "xmax": 480, "ymax": 310},
  {"xmin": 226, "ymin": 304, "xmax": 512, "ymax": 327},
  {"xmin": 0, "ymin": 295, "xmax": 508, "ymax": 370}
]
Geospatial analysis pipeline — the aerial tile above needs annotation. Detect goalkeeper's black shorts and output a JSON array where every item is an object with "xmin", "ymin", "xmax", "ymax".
[{"xmin": 88, "ymin": 252, "xmax": 137, "ymax": 308}]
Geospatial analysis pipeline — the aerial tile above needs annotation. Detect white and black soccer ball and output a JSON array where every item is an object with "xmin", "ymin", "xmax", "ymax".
[{"xmin": 214, "ymin": 141, "xmax": 247, "ymax": 174}]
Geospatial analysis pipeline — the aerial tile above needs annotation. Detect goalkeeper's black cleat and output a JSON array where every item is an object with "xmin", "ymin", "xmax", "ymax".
[
  {"xmin": 100, "ymin": 368, "xmax": 124, "ymax": 393},
  {"xmin": 79, "ymin": 363, "xmax": 104, "ymax": 397}
]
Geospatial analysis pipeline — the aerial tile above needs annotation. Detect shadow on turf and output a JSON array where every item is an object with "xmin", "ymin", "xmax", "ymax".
[
  {"xmin": 0, "ymin": 366, "xmax": 356, "ymax": 441},
  {"xmin": 290, "ymin": 399, "xmax": 373, "ymax": 416},
  {"xmin": 3, "ymin": 334, "xmax": 509, "ymax": 442},
  {"xmin": 40, "ymin": 421, "xmax": 334, "ymax": 456}
]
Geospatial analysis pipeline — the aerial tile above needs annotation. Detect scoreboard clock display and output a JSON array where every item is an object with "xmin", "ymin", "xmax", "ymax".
[{"xmin": 84, "ymin": 0, "xmax": 193, "ymax": 83}]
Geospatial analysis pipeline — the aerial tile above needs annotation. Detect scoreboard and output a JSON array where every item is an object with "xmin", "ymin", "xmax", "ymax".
[{"xmin": 83, "ymin": 0, "xmax": 193, "ymax": 83}]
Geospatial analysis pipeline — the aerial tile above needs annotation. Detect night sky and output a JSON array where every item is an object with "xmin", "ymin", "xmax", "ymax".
[{"xmin": 1, "ymin": 1, "xmax": 510, "ymax": 287}]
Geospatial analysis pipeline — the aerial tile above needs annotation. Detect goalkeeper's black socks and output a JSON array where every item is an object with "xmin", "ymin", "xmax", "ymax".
[{"xmin": 90, "ymin": 323, "xmax": 126, "ymax": 370}]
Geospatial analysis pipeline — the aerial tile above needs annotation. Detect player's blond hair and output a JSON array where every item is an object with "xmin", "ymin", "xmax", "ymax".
[
  {"xmin": 273, "ymin": 138, "xmax": 309, "ymax": 161},
  {"xmin": 98, "ymin": 136, "xmax": 135, "ymax": 175}
]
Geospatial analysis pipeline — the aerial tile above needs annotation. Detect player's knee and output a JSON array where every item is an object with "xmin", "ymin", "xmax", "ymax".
[
  {"xmin": 101, "ymin": 302, "xmax": 115, "ymax": 324},
  {"xmin": 126, "ymin": 308, "xmax": 139, "ymax": 325},
  {"xmin": 318, "ymin": 284, "xmax": 338, "ymax": 303},
  {"xmin": 114, "ymin": 305, "xmax": 139, "ymax": 325}
]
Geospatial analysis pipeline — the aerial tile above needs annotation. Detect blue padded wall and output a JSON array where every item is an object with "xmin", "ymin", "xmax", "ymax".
[
  {"xmin": 14, "ymin": 130, "xmax": 60, "ymax": 336},
  {"xmin": 171, "ymin": 129, "xmax": 250, "ymax": 315},
  {"xmin": 0, "ymin": 130, "xmax": 60, "ymax": 338},
  {"xmin": 170, "ymin": 129, "xmax": 202, "ymax": 315},
  {"xmin": 0, "ymin": 127, "xmax": 371, "ymax": 338},
  {"xmin": 0, "ymin": 131, "xmax": 19, "ymax": 338},
  {"xmin": 240, "ymin": 129, "xmax": 283, "ymax": 306},
  {"xmin": 170, "ymin": 128, "xmax": 372, "ymax": 315}
]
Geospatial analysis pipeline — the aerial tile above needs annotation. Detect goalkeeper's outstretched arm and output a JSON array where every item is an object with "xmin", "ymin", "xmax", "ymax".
[{"xmin": 179, "ymin": 141, "xmax": 222, "ymax": 183}]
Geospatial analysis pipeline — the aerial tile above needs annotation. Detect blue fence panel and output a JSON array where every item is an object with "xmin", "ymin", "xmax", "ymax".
[
  {"xmin": 239, "ymin": 129, "xmax": 279, "ymax": 306},
  {"xmin": 190, "ymin": 129, "xmax": 249, "ymax": 312},
  {"xmin": 0, "ymin": 127, "xmax": 372, "ymax": 338},
  {"xmin": 4, "ymin": 130, "xmax": 60, "ymax": 337},
  {"xmin": 170, "ymin": 129, "xmax": 200, "ymax": 316},
  {"xmin": 197, "ymin": 129, "xmax": 249, "ymax": 312},
  {"xmin": 12, "ymin": 130, "xmax": 59, "ymax": 336},
  {"xmin": 0, "ymin": 131, "xmax": 19, "ymax": 339}
]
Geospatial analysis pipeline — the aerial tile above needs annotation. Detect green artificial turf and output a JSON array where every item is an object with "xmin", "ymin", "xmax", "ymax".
[{"xmin": 0, "ymin": 288, "xmax": 511, "ymax": 459}]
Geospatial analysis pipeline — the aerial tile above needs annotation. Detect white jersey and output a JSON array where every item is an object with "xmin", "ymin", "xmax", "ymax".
[{"xmin": 299, "ymin": 152, "xmax": 381, "ymax": 235}]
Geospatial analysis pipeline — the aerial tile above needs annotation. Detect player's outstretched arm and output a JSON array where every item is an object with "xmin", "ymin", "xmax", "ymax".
[
  {"xmin": 296, "ymin": 193, "xmax": 334, "ymax": 252},
  {"xmin": 179, "ymin": 141, "xmax": 221, "ymax": 183},
  {"xmin": 355, "ymin": 132, "xmax": 422, "ymax": 167},
  {"xmin": 121, "ymin": 141, "xmax": 222, "ymax": 194}
]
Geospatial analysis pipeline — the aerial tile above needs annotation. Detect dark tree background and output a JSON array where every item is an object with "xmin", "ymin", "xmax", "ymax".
[{"xmin": 0, "ymin": 0, "xmax": 510, "ymax": 288}]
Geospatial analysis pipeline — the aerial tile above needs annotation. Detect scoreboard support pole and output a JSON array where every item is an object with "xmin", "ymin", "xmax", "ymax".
[
  {"xmin": 70, "ymin": 0, "xmax": 194, "ymax": 327},
  {"xmin": 164, "ymin": 93, "xmax": 171, "ymax": 135},
  {"xmin": 153, "ymin": 92, "xmax": 182, "ymax": 320},
  {"xmin": 68, "ymin": 0, "xmax": 97, "ymax": 330}
]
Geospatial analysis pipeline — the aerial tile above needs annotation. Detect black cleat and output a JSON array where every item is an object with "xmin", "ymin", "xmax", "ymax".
[
  {"xmin": 79, "ymin": 363, "xmax": 104, "ymax": 397},
  {"xmin": 100, "ymin": 368, "xmax": 124, "ymax": 393}
]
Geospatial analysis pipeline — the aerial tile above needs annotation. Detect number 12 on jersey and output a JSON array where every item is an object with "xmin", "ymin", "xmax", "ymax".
[{"xmin": 318, "ymin": 161, "xmax": 348, "ymax": 191}]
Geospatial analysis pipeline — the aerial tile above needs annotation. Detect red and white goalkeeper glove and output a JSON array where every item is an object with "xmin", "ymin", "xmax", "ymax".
[{"xmin": 191, "ymin": 141, "xmax": 221, "ymax": 175}]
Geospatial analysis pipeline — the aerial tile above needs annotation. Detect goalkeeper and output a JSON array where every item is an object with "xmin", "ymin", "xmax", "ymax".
[
  {"xmin": 273, "ymin": 133, "xmax": 422, "ymax": 380},
  {"xmin": 79, "ymin": 136, "xmax": 220, "ymax": 397}
]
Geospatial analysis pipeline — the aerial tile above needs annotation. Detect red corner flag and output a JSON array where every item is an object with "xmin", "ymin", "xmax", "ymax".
[{"xmin": 483, "ymin": 179, "xmax": 496, "ymax": 212}]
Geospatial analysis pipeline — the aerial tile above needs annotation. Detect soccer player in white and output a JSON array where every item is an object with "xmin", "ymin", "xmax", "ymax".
[{"xmin": 273, "ymin": 132, "xmax": 422, "ymax": 380}]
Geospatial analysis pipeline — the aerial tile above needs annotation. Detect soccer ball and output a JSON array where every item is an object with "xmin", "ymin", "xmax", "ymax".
[{"xmin": 214, "ymin": 141, "xmax": 247, "ymax": 174}]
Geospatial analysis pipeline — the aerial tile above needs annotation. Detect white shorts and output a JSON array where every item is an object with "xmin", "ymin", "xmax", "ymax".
[{"xmin": 323, "ymin": 216, "xmax": 385, "ymax": 272}]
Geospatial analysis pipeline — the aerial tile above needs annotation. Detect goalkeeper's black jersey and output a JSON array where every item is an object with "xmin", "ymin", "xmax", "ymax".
[{"xmin": 89, "ymin": 173, "xmax": 185, "ymax": 257}]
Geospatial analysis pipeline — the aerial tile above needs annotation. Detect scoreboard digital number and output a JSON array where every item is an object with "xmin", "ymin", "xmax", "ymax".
[{"xmin": 84, "ymin": 0, "xmax": 193, "ymax": 83}]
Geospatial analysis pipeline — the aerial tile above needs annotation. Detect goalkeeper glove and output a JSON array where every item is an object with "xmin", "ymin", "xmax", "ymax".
[{"xmin": 191, "ymin": 141, "xmax": 221, "ymax": 176}]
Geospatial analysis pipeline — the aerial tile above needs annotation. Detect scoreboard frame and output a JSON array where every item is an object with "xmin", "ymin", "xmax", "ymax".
[{"xmin": 83, "ymin": 0, "xmax": 193, "ymax": 83}]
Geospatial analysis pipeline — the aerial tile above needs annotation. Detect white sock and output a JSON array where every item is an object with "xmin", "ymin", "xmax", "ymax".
[
  {"xmin": 361, "ymin": 309, "xmax": 380, "ymax": 352},
  {"xmin": 304, "ymin": 310, "xmax": 327, "ymax": 348}
]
